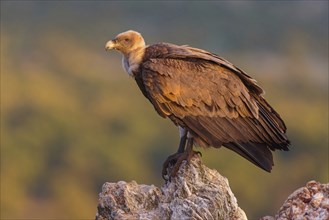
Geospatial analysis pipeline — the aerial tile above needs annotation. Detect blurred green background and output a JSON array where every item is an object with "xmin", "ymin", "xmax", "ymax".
[{"xmin": 1, "ymin": 1, "xmax": 328, "ymax": 219}]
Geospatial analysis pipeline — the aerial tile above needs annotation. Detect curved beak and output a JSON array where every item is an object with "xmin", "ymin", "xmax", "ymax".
[{"xmin": 105, "ymin": 40, "xmax": 116, "ymax": 51}]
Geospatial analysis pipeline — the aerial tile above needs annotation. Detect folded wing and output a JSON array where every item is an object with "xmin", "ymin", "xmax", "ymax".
[{"xmin": 139, "ymin": 44, "xmax": 290, "ymax": 171}]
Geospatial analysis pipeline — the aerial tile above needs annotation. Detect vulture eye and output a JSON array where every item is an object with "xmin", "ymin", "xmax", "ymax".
[{"xmin": 124, "ymin": 38, "xmax": 130, "ymax": 42}]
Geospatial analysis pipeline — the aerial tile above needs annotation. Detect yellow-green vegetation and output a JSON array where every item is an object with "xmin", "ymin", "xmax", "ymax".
[{"xmin": 1, "ymin": 2, "xmax": 328, "ymax": 219}]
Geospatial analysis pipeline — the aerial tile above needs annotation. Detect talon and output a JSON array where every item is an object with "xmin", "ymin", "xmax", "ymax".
[
  {"xmin": 162, "ymin": 152, "xmax": 183, "ymax": 180},
  {"xmin": 162, "ymin": 152, "xmax": 188, "ymax": 181},
  {"xmin": 162, "ymin": 137, "xmax": 201, "ymax": 181}
]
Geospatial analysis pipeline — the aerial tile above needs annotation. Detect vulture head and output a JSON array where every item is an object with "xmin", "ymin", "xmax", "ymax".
[{"xmin": 105, "ymin": 30, "xmax": 145, "ymax": 56}]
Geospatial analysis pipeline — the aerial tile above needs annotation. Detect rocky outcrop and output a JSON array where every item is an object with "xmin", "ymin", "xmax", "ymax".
[
  {"xmin": 95, "ymin": 155, "xmax": 329, "ymax": 220},
  {"xmin": 262, "ymin": 180, "xmax": 329, "ymax": 220},
  {"xmin": 95, "ymin": 156, "xmax": 247, "ymax": 220}
]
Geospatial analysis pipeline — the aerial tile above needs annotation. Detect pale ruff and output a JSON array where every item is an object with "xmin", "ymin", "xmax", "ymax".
[{"xmin": 122, "ymin": 47, "xmax": 145, "ymax": 76}]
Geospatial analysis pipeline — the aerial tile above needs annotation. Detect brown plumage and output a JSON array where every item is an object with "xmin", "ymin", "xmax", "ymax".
[{"xmin": 105, "ymin": 30, "xmax": 290, "ymax": 176}]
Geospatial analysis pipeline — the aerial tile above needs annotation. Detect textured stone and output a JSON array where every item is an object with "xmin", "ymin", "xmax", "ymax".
[
  {"xmin": 95, "ymin": 156, "xmax": 247, "ymax": 220},
  {"xmin": 261, "ymin": 180, "xmax": 329, "ymax": 220}
]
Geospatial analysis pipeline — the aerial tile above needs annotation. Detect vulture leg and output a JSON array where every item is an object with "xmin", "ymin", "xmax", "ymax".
[
  {"xmin": 162, "ymin": 133, "xmax": 201, "ymax": 181},
  {"xmin": 177, "ymin": 128, "xmax": 187, "ymax": 153},
  {"xmin": 161, "ymin": 134, "xmax": 187, "ymax": 180},
  {"xmin": 161, "ymin": 126, "xmax": 187, "ymax": 178}
]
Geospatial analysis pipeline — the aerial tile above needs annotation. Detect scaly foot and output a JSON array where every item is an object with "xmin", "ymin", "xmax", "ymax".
[{"xmin": 162, "ymin": 149, "xmax": 202, "ymax": 181}]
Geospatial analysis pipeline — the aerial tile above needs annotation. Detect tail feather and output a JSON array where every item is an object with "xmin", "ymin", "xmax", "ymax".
[{"xmin": 224, "ymin": 142, "xmax": 273, "ymax": 172}]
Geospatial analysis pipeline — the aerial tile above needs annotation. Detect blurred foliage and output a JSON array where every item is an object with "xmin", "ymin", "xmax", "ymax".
[{"xmin": 1, "ymin": 1, "xmax": 328, "ymax": 219}]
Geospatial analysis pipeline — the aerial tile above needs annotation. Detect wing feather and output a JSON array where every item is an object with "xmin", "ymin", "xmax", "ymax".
[
  {"xmin": 139, "ymin": 44, "xmax": 290, "ymax": 171},
  {"xmin": 142, "ymin": 57, "xmax": 258, "ymax": 118}
]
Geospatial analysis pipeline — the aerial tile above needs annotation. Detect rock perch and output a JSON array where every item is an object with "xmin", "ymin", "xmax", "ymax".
[{"xmin": 95, "ymin": 156, "xmax": 247, "ymax": 220}]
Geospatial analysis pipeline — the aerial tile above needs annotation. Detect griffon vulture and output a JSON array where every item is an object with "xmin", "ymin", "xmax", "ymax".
[{"xmin": 105, "ymin": 30, "xmax": 290, "ymax": 178}]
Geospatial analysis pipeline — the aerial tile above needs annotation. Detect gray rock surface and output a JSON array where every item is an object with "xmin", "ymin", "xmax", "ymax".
[{"xmin": 95, "ymin": 156, "xmax": 247, "ymax": 220}]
